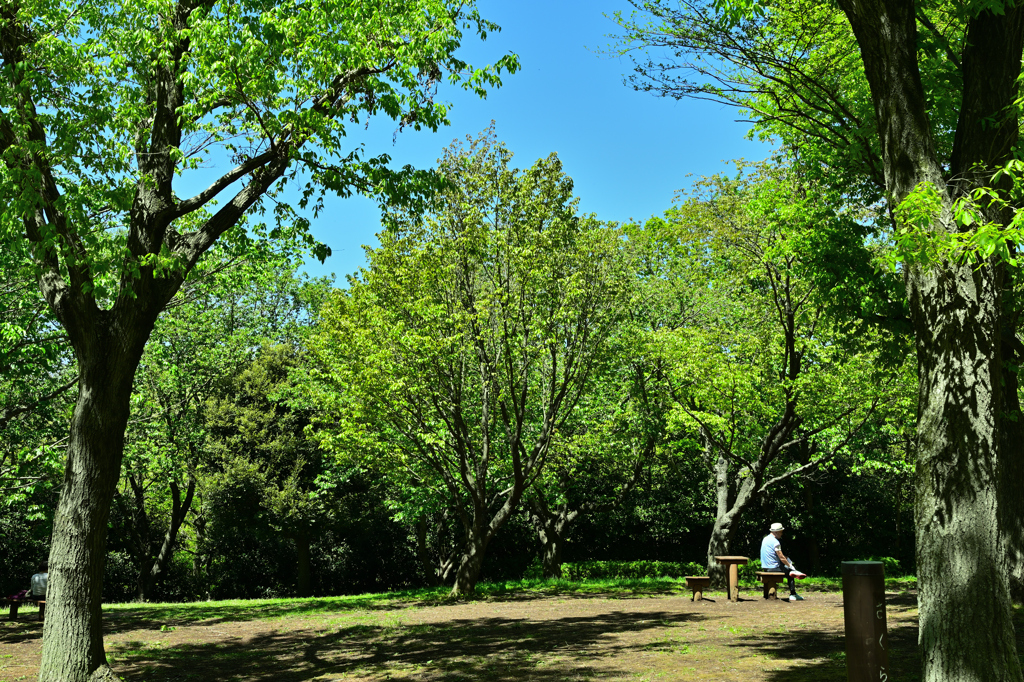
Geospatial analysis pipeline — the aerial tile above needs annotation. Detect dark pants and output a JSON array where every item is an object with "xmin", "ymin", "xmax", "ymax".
[{"xmin": 779, "ymin": 566, "xmax": 797, "ymax": 594}]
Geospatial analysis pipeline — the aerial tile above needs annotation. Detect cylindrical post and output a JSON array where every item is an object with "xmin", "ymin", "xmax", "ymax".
[
  {"xmin": 842, "ymin": 561, "xmax": 889, "ymax": 682},
  {"xmin": 729, "ymin": 563, "xmax": 739, "ymax": 601}
]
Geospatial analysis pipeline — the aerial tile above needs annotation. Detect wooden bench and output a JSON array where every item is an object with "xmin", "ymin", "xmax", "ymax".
[
  {"xmin": 684, "ymin": 576, "xmax": 711, "ymax": 601},
  {"xmin": 2, "ymin": 596, "xmax": 44, "ymax": 620},
  {"xmin": 756, "ymin": 571, "xmax": 786, "ymax": 599}
]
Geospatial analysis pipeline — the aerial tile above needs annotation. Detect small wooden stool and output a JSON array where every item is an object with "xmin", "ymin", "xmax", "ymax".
[
  {"xmin": 756, "ymin": 571, "xmax": 786, "ymax": 599},
  {"xmin": 684, "ymin": 576, "xmax": 711, "ymax": 601}
]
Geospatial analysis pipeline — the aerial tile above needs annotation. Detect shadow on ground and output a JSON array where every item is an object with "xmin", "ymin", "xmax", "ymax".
[
  {"xmin": 110, "ymin": 609, "xmax": 707, "ymax": 682},
  {"xmin": 730, "ymin": 615, "xmax": 921, "ymax": 682},
  {"xmin": 0, "ymin": 617, "xmax": 43, "ymax": 645}
]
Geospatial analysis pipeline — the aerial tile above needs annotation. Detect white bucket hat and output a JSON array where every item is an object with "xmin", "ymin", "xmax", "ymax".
[{"xmin": 770, "ymin": 522, "xmax": 785, "ymax": 532}]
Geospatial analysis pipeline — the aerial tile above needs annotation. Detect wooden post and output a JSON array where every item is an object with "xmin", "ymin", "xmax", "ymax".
[{"xmin": 842, "ymin": 561, "xmax": 888, "ymax": 682}]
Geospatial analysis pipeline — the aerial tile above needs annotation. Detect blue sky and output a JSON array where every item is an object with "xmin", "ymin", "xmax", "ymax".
[{"xmin": 301, "ymin": 0, "xmax": 768, "ymax": 281}]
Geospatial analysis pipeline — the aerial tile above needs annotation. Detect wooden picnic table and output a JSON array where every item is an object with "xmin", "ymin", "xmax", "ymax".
[{"xmin": 715, "ymin": 555, "xmax": 749, "ymax": 602}]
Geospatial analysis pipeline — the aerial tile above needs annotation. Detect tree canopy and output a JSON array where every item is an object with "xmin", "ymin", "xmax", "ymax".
[
  {"xmin": 311, "ymin": 130, "xmax": 631, "ymax": 595},
  {"xmin": 1, "ymin": 1, "xmax": 516, "ymax": 679},
  {"xmin": 615, "ymin": 0, "xmax": 1024, "ymax": 679}
]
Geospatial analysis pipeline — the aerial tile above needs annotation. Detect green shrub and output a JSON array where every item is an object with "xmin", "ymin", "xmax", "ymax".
[
  {"xmin": 560, "ymin": 560, "xmax": 705, "ymax": 580},
  {"xmin": 103, "ymin": 550, "xmax": 137, "ymax": 602},
  {"xmin": 856, "ymin": 556, "xmax": 902, "ymax": 577},
  {"xmin": 738, "ymin": 559, "xmax": 762, "ymax": 582}
]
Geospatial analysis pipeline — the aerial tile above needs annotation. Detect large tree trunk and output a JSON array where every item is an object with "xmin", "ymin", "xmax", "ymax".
[
  {"xmin": 451, "ymin": 528, "xmax": 490, "ymax": 596},
  {"xmin": 910, "ymin": 260, "xmax": 1021, "ymax": 680},
  {"xmin": 39, "ymin": 326, "xmax": 151, "ymax": 682},
  {"xmin": 999, "ymin": 330, "xmax": 1024, "ymax": 603},
  {"xmin": 527, "ymin": 497, "xmax": 578, "ymax": 580},
  {"xmin": 138, "ymin": 476, "xmax": 196, "ymax": 600},
  {"xmin": 706, "ymin": 465, "xmax": 757, "ymax": 588},
  {"xmin": 835, "ymin": 1, "xmax": 1024, "ymax": 679}
]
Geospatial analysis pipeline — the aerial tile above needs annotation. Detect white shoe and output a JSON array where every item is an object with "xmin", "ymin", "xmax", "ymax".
[{"xmin": 789, "ymin": 594, "xmax": 803, "ymax": 601}]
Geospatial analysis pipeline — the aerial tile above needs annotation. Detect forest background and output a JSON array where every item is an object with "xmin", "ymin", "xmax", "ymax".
[{"xmin": 5, "ymin": 0, "xmax": 1019, "ymax": 681}]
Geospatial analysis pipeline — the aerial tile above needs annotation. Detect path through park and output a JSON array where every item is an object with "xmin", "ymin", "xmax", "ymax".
[{"xmin": 1, "ymin": 588, "xmax": 925, "ymax": 681}]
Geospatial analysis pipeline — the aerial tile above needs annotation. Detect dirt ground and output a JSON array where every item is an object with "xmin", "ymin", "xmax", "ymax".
[{"xmin": 0, "ymin": 587, "xmax": 921, "ymax": 682}]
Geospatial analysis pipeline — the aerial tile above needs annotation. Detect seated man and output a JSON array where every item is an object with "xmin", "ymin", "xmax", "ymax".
[
  {"xmin": 760, "ymin": 523, "xmax": 803, "ymax": 601},
  {"xmin": 30, "ymin": 560, "xmax": 48, "ymax": 599}
]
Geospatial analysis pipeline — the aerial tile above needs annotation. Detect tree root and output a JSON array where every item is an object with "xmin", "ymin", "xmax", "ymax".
[{"xmin": 89, "ymin": 664, "xmax": 122, "ymax": 682}]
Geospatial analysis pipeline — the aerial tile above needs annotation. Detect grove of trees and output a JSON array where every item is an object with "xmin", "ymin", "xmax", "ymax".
[
  {"xmin": 2, "ymin": 1, "xmax": 1022, "ymax": 682},
  {"xmin": 615, "ymin": 0, "xmax": 1024, "ymax": 679}
]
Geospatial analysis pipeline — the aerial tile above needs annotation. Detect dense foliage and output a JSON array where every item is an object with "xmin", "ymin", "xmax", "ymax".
[{"xmin": 1, "ymin": 139, "xmax": 916, "ymax": 603}]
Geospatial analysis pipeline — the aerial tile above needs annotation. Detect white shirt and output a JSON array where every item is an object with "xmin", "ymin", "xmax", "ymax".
[{"xmin": 30, "ymin": 572, "xmax": 47, "ymax": 597}]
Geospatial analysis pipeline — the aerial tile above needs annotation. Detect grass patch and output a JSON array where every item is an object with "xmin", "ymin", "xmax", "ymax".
[
  {"xmin": 736, "ymin": 574, "xmax": 917, "ymax": 592},
  {"xmin": 101, "ymin": 577, "xmax": 698, "ymax": 623},
  {"xmin": 98, "ymin": 574, "xmax": 915, "ymax": 629}
]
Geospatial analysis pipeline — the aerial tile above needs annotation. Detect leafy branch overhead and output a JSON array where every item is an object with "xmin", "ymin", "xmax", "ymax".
[
  {"xmin": 0, "ymin": 0, "xmax": 518, "ymax": 317},
  {"xmin": 1, "ymin": 3, "xmax": 517, "ymax": 680},
  {"xmin": 310, "ymin": 129, "xmax": 631, "ymax": 596}
]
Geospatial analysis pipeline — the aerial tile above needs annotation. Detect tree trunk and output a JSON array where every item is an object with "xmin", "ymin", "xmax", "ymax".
[
  {"xmin": 138, "ymin": 476, "xmax": 195, "ymax": 600},
  {"xmin": 835, "ymin": 1, "xmax": 1024, "ymax": 678},
  {"xmin": 528, "ymin": 497, "xmax": 578, "ymax": 580},
  {"xmin": 451, "ymin": 529, "xmax": 489, "ymax": 596},
  {"xmin": 39, "ymin": 337, "xmax": 147, "ymax": 682},
  {"xmin": 539, "ymin": 533, "xmax": 562, "ymax": 579},
  {"xmin": 295, "ymin": 534, "xmax": 312, "ymax": 597},
  {"xmin": 910, "ymin": 258, "xmax": 1022, "ymax": 681},
  {"xmin": 447, "ymin": 435, "xmax": 529, "ymax": 597},
  {"xmin": 706, "ymin": 469, "xmax": 758, "ymax": 588},
  {"xmin": 706, "ymin": 452, "xmax": 732, "ymax": 587},
  {"xmin": 706, "ymin": 517, "xmax": 734, "ymax": 588}
]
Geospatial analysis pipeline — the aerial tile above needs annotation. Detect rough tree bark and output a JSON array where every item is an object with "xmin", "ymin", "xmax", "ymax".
[
  {"xmin": 834, "ymin": 1, "xmax": 1024, "ymax": 679},
  {"xmin": 527, "ymin": 497, "xmax": 577, "ymax": 579},
  {"xmin": 5, "ymin": 3, "xmax": 307, "ymax": 677},
  {"xmin": 40, "ymin": 312, "xmax": 162, "ymax": 681}
]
